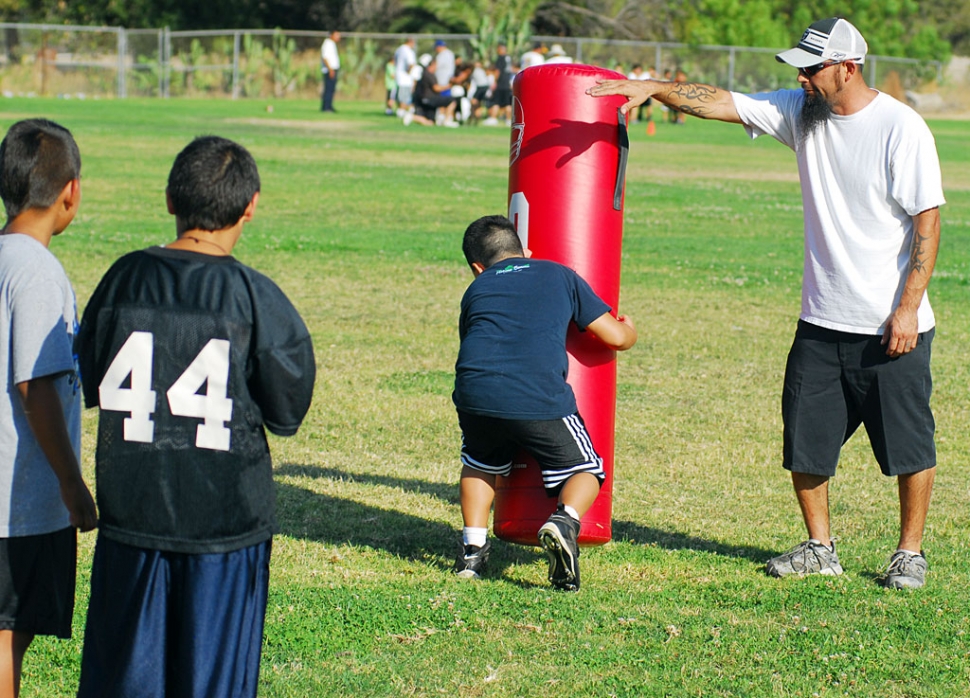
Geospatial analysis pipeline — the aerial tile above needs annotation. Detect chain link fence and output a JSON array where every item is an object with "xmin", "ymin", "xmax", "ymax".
[{"xmin": 0, "ymin": 23, "xmax": 959, "ymax": 111}]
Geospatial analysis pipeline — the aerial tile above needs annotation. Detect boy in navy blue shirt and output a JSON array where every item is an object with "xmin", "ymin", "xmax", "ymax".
[{"xmin": 453, "ymin": 215, "xmax": 636, "ymax": 590}]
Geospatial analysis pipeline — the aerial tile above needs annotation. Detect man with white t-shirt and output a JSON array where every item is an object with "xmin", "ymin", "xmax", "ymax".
[
  {"xmin": 394, "ymin": 37, "xmax": 417, "ymax": 113},
  {"xmin": 320, "ymin": 31, "xmax": 341, "ymax": 112},
  {"xmin": 588, "ymin": 17, "xmax": 944, "ymax": 590}
]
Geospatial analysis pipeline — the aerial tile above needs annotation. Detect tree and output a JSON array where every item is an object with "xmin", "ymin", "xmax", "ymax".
[{"xmin": 679, "ymin": 0, "xmax": 790, "ymax": 47}]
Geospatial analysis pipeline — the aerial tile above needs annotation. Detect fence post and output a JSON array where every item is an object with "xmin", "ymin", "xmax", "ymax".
[
  {"xmin": 868, "ymin": 56, "xmax": 877, "ymax": 86},
  {"xmin": 728, "ymin": 46, "xmax": 735, "ymax": 92},
  {"xmin": 163, "ymin": 26, "xmax": 170, "ymax": 98},
  {"xmin": 576, "ymin": 38, "xmax": 583, "ymax": 64},
  {"xmin": 654, "ymin": 43, "xmax": 662, "ymax": 78},
  {"xmin": 117, "ymin": 27, "xmax": 127, "ymax": 98},
  {"xmin": 232, "ymin": 31, "xmax": 240, "ymax": 99}
]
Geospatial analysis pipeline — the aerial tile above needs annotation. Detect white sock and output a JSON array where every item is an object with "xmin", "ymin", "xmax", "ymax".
[
  {"xmin": 462, "ymin": 527, "xmax": 488, "ymax": 548},
  {"xmin": 562, "ymin": 505, "xmax": 581, "ymax": 522},
  {"xmin": 809, "ymin": 538, "xmax": 833, "ymax": 550},
  {"xmin": 897, "ymin": 548, "xmax": 922, "ymax": 557}
]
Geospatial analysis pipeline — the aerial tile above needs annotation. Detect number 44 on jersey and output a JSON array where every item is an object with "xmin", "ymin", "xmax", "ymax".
[{"xmin": 98, "ymin": 331, "xmax": 234, "ymax": 452}]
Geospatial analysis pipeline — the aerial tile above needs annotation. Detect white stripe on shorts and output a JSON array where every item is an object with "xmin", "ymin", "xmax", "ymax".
[
  {"xmin": 460, "ymin": 451, "xmax": 513, "ymax": 477},
  {"xmin": 542, "ymin": 414, "xmax": 604, "ymax": 489}
]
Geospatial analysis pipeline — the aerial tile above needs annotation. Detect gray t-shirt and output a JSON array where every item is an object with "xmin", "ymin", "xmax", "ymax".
[{"xmin": 0, "ymin": 234, "xmax": 80, "ymax": 536}]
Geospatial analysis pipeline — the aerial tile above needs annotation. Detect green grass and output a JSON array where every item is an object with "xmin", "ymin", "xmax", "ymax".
[{"xmin": 5, "ymin": 97, "xmax": 970, "ymax": 697}]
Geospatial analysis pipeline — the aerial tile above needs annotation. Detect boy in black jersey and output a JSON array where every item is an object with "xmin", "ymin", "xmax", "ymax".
[
  {"xmin": 75, "ymin": 136, "xmax": 315, "ymax": 698},
  {"xmin": 453, "ymin": 215, "xmax": 636, "ymax": 590}
]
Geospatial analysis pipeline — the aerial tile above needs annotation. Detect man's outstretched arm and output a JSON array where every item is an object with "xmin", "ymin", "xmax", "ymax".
[{"xmin": 587, "ymin": 79, "xmax": 743, "ymax": 124}]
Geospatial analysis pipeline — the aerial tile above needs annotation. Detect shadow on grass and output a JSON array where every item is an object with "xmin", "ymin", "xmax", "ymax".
[
  {"xmin": 275, "ymin": 467, "xmax": 548, "ymax": 588},
  {"xmin": 611, "ymin": 520, "xmax": 776, "ymax": 564},
  {"xmin": 275, "ymin": 463, "xmax": 776, "ymax": 573},
  {"xmin": 276, "ymin": 463, "xmax": 458, "ymax": 504}
]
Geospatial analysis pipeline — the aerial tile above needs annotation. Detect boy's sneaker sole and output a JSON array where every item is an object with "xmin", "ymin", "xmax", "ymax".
[{"xmin": 538, "ymin": 515, "xmax": 580, "ymax": 592}]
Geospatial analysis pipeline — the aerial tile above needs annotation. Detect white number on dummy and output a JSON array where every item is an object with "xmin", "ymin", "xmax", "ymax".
[
  {"xmin": 98, "ymin": 331, "xmax": 157, "ymax": 443},
  {"xmin": 166, "ymin": 339, "xmax": 233, "ymax": 451},
  {"xmin": 508, "ymin": 191, "xmax": 529, "ymax": 249},
  {"xmin": 98, "ymin": 333, "xmax": 233, "ymax": 451}
]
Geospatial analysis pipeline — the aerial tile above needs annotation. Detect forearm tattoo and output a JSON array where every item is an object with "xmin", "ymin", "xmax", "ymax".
[
  {"xmin": 911, "ymin": 231, "xmax": 930, "ymax": 273},
  {"xmin": 668, "ymin": 83, "xmax": 720, "ymax": 117}
]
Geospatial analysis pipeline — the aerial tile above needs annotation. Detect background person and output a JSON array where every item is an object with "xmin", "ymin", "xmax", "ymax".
[
  {"xmin": 384, "ymin": 56, "xmax": 396, "ymax": 115},
  {"xmin": 405, "ymin": 54, "xmax": 459, "ymax": 127},
  {"xmin": 393, "ymin": 37, "xmax": 417, "ymax": 116},
  {"xmin": 482, "ymin": 45, "xmax": 514, "ymax": 126},
  {"xmin": 545, "ymin": 43, "xmax": 572, "ymax": 64},
  {"xmin": 521, "ymin": 42, "xmax": 546, "ymax": 69},
  {"xmin": 433, "ymin": 40, "xmax": 456, "ymax": 96},
  {"xmin": 627, "ymin": 63, "xmax": 653, "ymax": 123},
  {"xmin": 588, "ymin": 16, "xmax": 944, "ymax": 590},
  {"xmin": 320, "ymin": 30, "xmax": 341, "ymax": 113}
]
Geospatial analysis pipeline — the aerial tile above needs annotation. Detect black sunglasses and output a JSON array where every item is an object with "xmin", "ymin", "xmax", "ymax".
[{"xmin": 798, "ymin": 61, "xmax": 843, "ymax": 77}]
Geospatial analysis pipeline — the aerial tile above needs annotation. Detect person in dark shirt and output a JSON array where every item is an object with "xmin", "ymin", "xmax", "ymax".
[
  {"xmin": 75, "ymin": 136, "xmax": 315, "ymax": 698},
  {"xmin": 452, "ymin": 215, "xmax": 636, "ymax": 591},
  {"xmin": 406, "ymin": 55, "xmax": 458, "ymax": 127}
]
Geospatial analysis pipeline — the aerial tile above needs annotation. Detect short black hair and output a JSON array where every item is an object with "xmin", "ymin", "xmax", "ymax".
[
  {"xmin": 462, "ymin": 215, "xmax": 524, "ymax": 269},
  {"xmin": 0, "ymin": 118, "xmax": 80, "ymax": 219},
  {"xmin": 167, "ymin": 136, "xmax": 260, "ymax": 232}
]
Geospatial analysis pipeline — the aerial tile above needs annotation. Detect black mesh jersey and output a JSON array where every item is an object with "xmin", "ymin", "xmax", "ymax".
[{"xmin": 76, "ymin": 247, "xmax": 315, "ymax": 554}]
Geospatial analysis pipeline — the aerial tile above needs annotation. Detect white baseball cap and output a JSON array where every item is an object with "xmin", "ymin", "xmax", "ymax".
[{"xmin": 776, "ymin": 17, "xmax": 867, "ymax": 68}]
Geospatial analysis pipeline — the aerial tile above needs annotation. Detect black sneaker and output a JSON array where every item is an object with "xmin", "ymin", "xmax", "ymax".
[
  {"xmin": 454, "ymin": 540, "xmax": 491, "ymax": 579},
  {"xmin": 538, "ymin": 506, "xmax": 581, "ymax": 591}
]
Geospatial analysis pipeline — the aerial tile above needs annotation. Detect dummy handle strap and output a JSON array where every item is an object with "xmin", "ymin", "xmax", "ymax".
[{"xmin": 613, "ymin": 107, "xmax": 630, "ymax": 211}]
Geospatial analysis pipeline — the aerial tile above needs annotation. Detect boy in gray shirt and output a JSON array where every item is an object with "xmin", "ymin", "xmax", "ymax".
[{"xmin": 0, "ymin": 118, "xmax": 97, "ymax": 697}]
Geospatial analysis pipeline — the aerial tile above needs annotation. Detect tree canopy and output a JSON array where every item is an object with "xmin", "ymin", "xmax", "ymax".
[{"xmin": 0, "ymin": 0, "xmax": 964, "ymax": 58}]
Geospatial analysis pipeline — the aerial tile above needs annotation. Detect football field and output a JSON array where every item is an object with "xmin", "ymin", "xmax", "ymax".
[{"xmin": 7, "ymin": 96, "xmax": 970, "ymax": 697}]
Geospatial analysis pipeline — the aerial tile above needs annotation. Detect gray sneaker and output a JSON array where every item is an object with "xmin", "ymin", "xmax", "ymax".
[
  {"xmin": 766, "ymin": 540, "xmax": 843, "ymax": 577},
  {"xmin": 883, "ymin": 550, "xmax": 927, "ymax": 589}
]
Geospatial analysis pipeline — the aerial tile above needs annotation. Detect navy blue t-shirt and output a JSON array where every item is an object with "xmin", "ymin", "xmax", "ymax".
[{"xmin": 453, "ymin": 258, "xmax": 610, "ymax": 420}]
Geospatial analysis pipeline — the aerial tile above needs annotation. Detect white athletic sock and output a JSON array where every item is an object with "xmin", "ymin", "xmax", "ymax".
[
  {"xmin": 897, "ymin": 548, "xmax": 922, "ymax": 557},
  {"xmin": 463, "ymin": 527, "xmax": 488, "ymax": 548},
  {"xmin": 809, "ymin": 538, "xmax": 833, "ymax": 550},
  {"xmin": 562, "ymin": 505, "xmax": 581, "ymax": 522}
]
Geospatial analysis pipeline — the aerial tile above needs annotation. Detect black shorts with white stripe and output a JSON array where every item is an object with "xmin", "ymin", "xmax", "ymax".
[{"xmin": 457, "ymin": 410, "xmax": 605, "ymax": 494}]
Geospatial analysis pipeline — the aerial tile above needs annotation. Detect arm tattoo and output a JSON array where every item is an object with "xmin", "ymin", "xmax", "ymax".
[
  {"xmin": 911, "ymin": 231, "xmax": 930, "ymax": 274},
  {"xmin": 668, "ymin": 83, "xmax": 719, "ymax": 117}
]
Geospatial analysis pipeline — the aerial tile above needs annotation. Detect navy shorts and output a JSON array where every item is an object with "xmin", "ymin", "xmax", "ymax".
[
  {"xmin": 77, "ymin": 536, "xmax": 272, "ymax": 698},
  {"xmin": 0, "ymin": 527, "xmax": 76, "ymax": 638},
  {"xmin": 782, "ymin": 320, "xmax": 936, "ymax": 477},
  {"xmin": 458, "ymin": 410, "xmax": 605, "ymax": 493}
]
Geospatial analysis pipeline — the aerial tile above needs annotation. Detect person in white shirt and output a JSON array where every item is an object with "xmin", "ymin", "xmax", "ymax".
[
  {"xmin": 545, "ymin": 44, "xmax": 572, "ymax": 64},
  {"xmin": 393, "ymin": 37, "xmax": 417, "ymax": 113},
  {"xmin": 626, "ymin": 63, "xmax": 653, "ymax": 122},
  {"xmin": 320, "ymin": 30, "xmax": 341, "ymax": 112},
  {"xmin": 521, "ymin": 43, "xmax": 546, "ymax": 70},
  {"xmin": 589, "ymin": 17, "xmax": 944, "ymax": 591},
  {"xmin": 434, "ymin": 40, "xmax": 456, "ymax": 91}
]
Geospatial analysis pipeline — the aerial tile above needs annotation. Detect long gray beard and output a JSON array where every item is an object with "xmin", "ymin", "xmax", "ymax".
[{"xmin": 797, "ymin": 92, "xmax": 833, "ymax": 147}]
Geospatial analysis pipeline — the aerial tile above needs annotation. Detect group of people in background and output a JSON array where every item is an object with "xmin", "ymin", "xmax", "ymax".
[
  {"xmin": 386, "ymin": 36, "xmax": 518, "ymax": 128},
  {"xmin": 380, "ymin": 36, "xmax": 691, "ymax": 130}
]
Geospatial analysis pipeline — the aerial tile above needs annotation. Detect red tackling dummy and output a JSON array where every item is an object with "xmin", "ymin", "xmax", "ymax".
[{"xmin": 497, "ymin": 63, "xmax": 629, "ymax": 546}]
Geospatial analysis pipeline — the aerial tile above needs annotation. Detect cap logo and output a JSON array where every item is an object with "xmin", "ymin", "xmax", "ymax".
[{"xmin": 798, "ymin": 28, "xmax": 829, "ymax": 55}]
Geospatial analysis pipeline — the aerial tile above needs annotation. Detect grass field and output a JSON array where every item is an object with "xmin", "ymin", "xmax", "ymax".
[{"xmin": 4, "ymin": 95, "xmax": 970, "ymax": 697}]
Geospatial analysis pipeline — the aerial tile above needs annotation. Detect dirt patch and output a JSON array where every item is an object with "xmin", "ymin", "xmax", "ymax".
[{"xmin": 223, "ymin": 118, "xmax": 355, "ymax": 131}]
